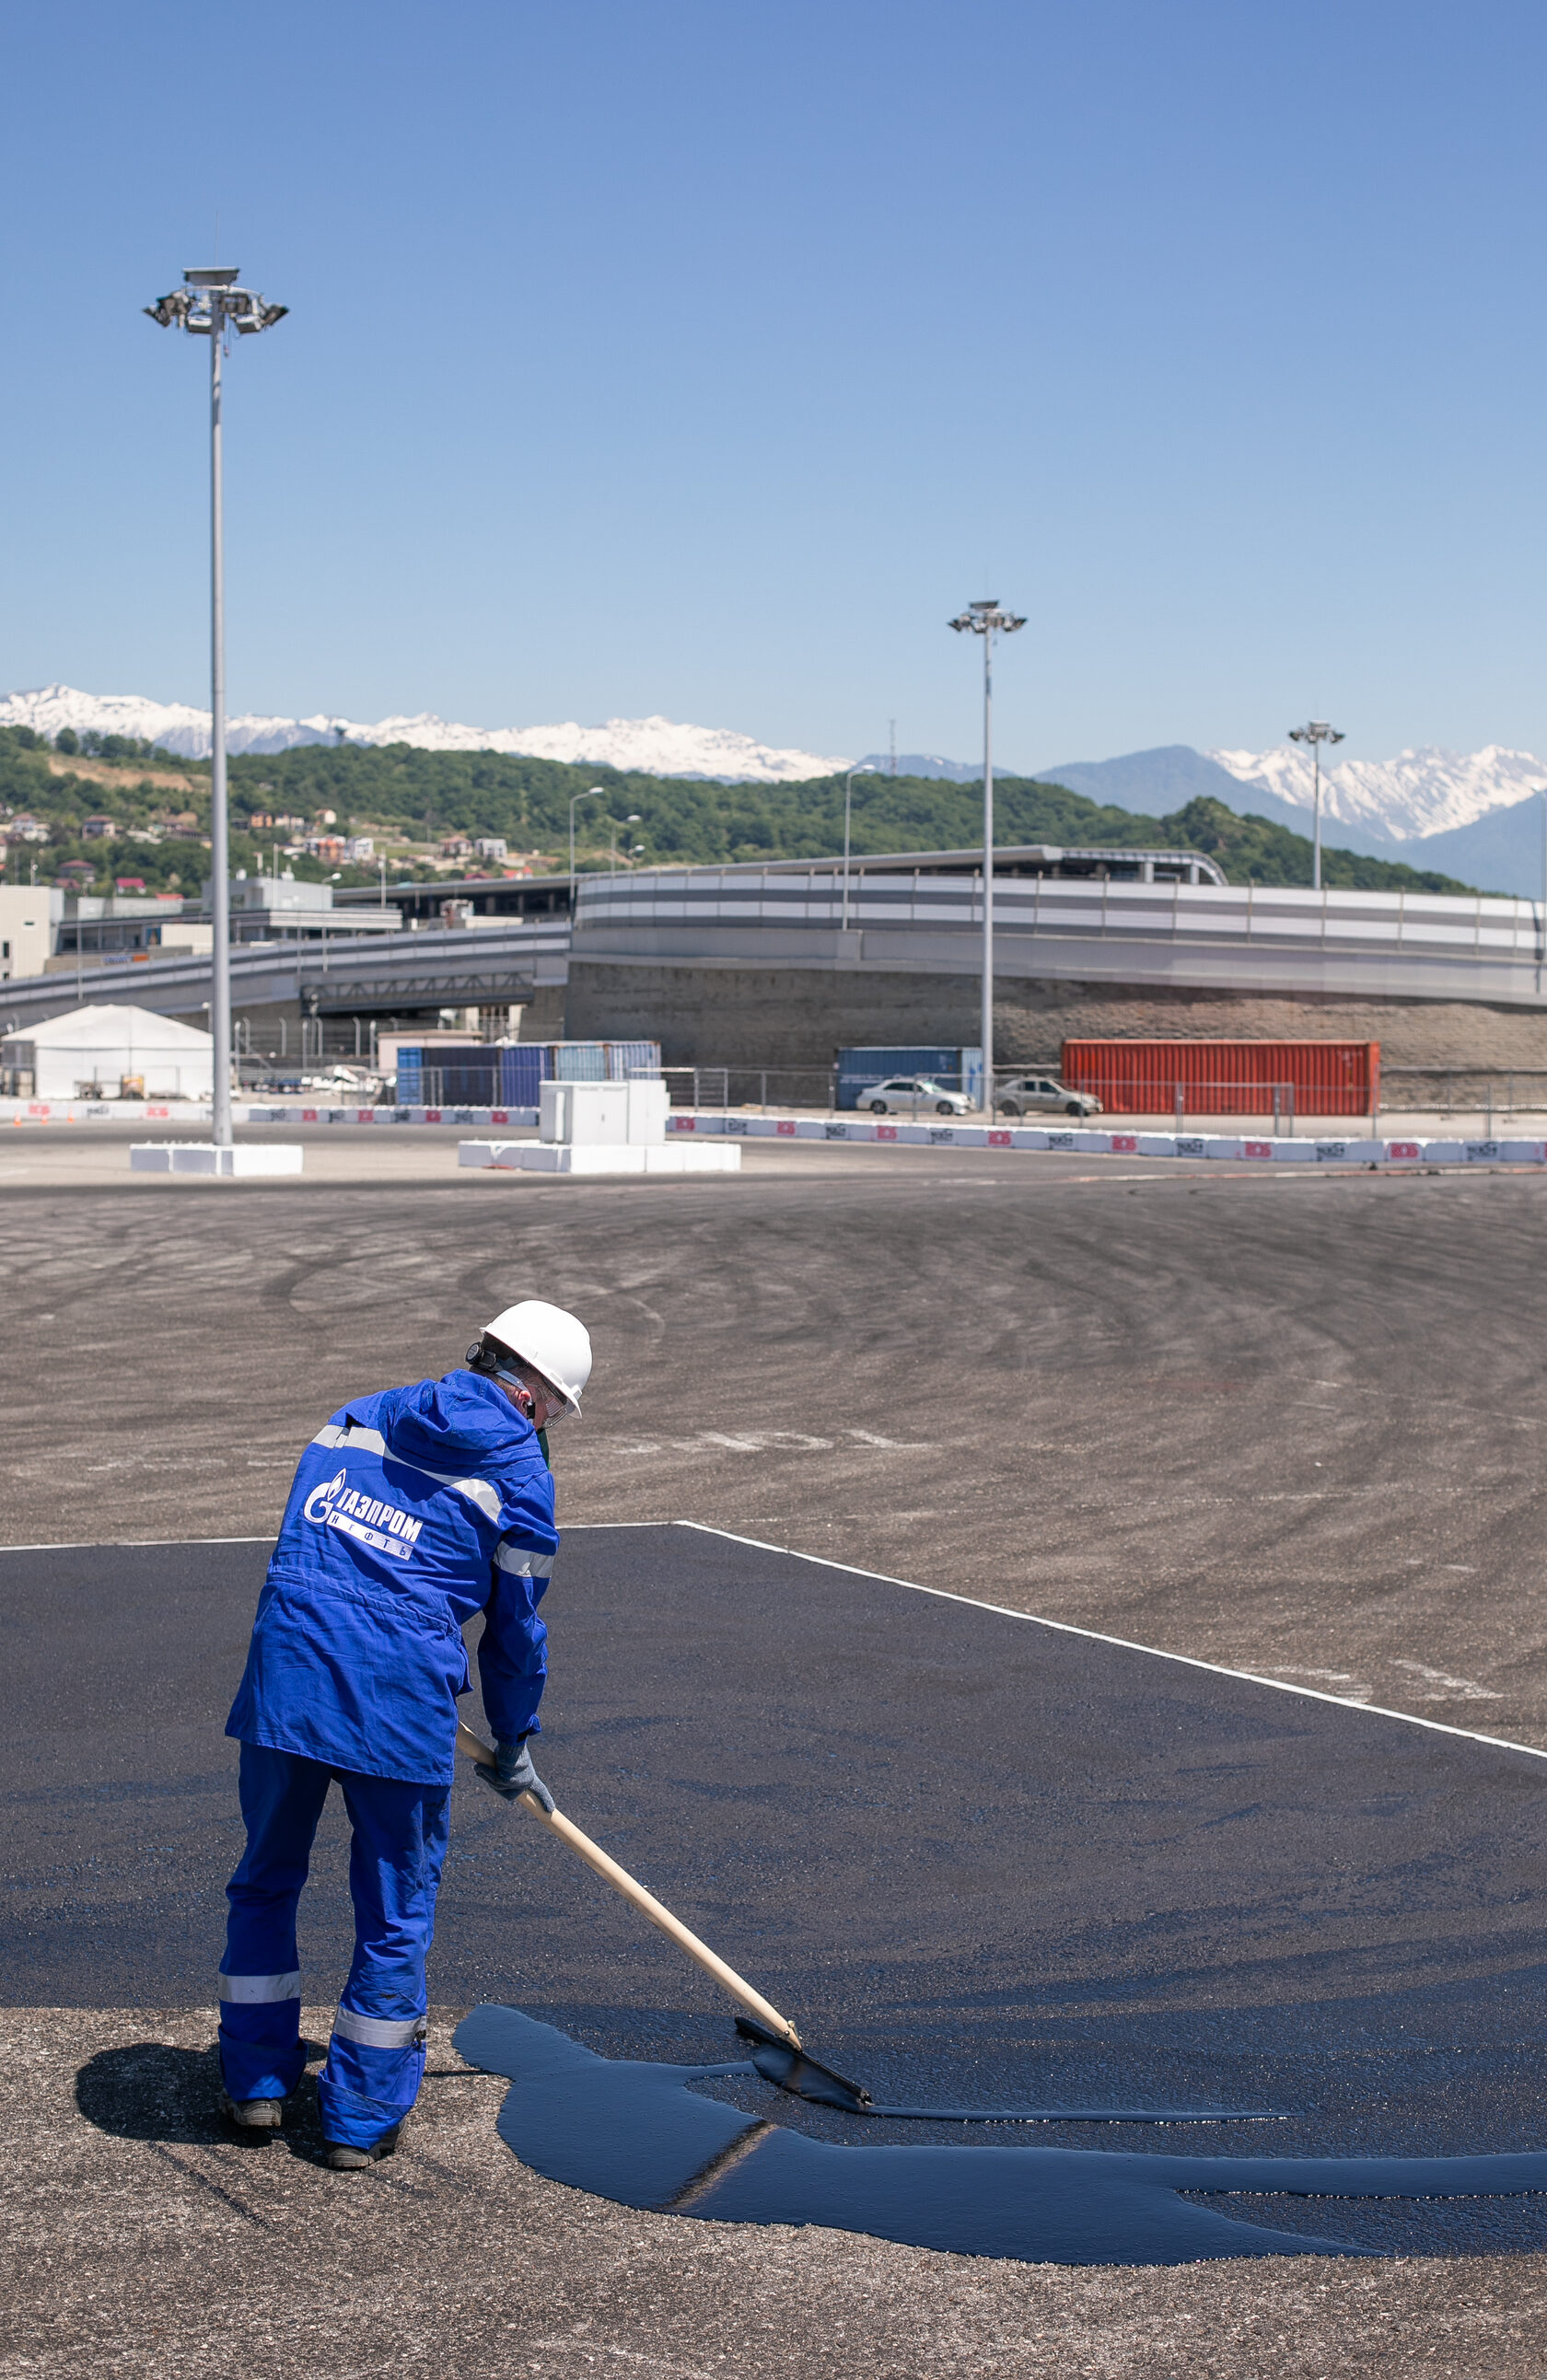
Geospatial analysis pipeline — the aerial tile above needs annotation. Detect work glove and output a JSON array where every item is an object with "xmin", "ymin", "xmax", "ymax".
[{"xmin": 476, "ymin": 1734, "xmax": 555, "ymax": 1814}]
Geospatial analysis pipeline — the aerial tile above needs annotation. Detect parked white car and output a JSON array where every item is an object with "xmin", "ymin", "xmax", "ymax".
[
  {"xmin": 861, "ymin": 1075, "xmax": 972, "ymax": 1117},
  {"xmin": 995, "ymin": 1074, "xmax": 1103, "ymax": 1119}
]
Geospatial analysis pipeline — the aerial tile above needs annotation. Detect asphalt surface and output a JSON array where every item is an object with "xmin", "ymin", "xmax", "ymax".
[
  {"xmin": 2, "ymin": 1138, "xmax": 1545, "ymax": 1745},
  {"xmin": 6, "ymin": 1142, "xmax": 1547, "ymax": 2371}
]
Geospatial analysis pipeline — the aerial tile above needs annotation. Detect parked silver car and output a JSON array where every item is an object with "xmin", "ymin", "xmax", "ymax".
[
  {"xmin": 995, "ymin": 1074, "xmax": 1103, "ymax": 1119},
  {"xmin": 862, "ymin": 1075, "xmax": 972, "ymax": 1117}
]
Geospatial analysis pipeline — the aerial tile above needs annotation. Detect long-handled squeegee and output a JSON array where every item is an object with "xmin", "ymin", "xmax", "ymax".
[
  {"xmin": 456, "ymin": 1727, "xmax": 1275, "ymax": 2126},
  {"xmin": 455, "ymin": 1720, "xmax": 873, "ymax": 2111}
]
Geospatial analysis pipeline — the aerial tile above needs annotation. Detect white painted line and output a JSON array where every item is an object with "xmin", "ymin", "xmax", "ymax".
[
  {"xmin": 672, "ymin": 1522, "xmax": 1547, "ymax": 1767},
  {"xmin": 0, "ymin": 1535, "xmax": 275, "ymax": 1552},
  {"xmin": 7, "ymin": 1521, "xmax": 1533, "ymax": 1769}
]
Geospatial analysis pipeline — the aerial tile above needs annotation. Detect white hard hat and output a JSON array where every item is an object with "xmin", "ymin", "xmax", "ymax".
[{"xmin": 481, "ymin": 1300, "xmax": 592, "ymax": 1414}]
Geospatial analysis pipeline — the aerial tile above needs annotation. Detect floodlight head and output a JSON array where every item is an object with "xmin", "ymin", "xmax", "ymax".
[
  {"xmin": 146, "ymin": 272, "xmax": 286, "ymax": 338},
  {"xmin": 949, "ymin": 601, "xmax": 1024, "ymax": 635}
]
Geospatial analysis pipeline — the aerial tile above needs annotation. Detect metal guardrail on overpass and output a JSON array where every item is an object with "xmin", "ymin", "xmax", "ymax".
[
  {"xmin": 573, "ymin": 868, "xmax": 1547, "ymax": 1007},
  {"xmin": 0, "ymin": 915, "xmax": 572, "ymax": 1032},
  {"xmin": 9, "ymin": 863, "xmax": 1547, "ymax": 1027}
]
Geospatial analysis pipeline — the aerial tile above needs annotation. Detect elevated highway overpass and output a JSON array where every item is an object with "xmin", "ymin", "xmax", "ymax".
[{"xmin": 5, "ymin": 853, "xmax": 1546, "ymax": 1074}]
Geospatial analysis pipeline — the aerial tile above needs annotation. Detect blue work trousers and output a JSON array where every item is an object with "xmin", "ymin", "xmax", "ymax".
[{"xmin": 219, "ymin": 1741, "xmax": 450, "ymax": 2149}]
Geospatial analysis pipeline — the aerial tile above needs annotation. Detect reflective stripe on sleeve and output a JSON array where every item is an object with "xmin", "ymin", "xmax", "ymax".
[
  {"xmin": 332, "ymin": 2007, "xmax": 428, "ymax": 2049},
  {"xmin": 309, "ymin": 1422, "xmax": 501, "ymax": 1523},
  {"xmin": 494, "ymin": 1542, "xmax": 554, "ymax": 1578},
  {"xmin": 217, "ymin": 1971, "xmax": 302, "ymax": 2003},
  {"xmin": 311, "ymin": 1423, "xmax": 387, "ymax": 1456}
]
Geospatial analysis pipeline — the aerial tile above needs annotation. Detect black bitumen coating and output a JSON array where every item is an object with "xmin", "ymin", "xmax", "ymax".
[
  {"xmin": 454, "ymin": 2005, "xmax": 1547, "ymax": 2266},
  {"xmin": 8, "ymin": 1523, "xmax": 1547, "ymax": 2261}
]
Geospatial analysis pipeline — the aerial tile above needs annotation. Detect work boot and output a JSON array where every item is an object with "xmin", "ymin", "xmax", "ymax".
[
  {"xmin": 323, "ymin": 2122, "xmax": 402, "ymax": 2172},
  {"xmin": 219, "ymin": 2089, "xmax": 285, "ymax": 2132}
]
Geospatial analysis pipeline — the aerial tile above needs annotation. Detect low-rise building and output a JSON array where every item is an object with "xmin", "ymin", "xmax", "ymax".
[
  {"xmin": 81, "ymin": 816, "xmax": 117, "ymax": 840},
  {"xmin": 0, "ymin": 887, "xmax": 63, "ymax": 981}
]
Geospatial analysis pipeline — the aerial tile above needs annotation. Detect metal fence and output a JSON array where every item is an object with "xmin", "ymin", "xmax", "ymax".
[
  {"xmin": 659, "ymin": 1065, "xmax": 841, "ymax": 1113},
  {"xmin": 1378, "ymin": 1068, "xmax": 1547, "ymax": 1128}
]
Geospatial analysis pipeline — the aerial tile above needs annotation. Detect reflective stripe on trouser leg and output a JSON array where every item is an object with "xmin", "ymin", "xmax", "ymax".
[
  {"xmin": 316, "ymin": 1767, "xmax": 450, "ymax": 2151},
  {"xmin": 219, "ymin": 1743, "xmax": 332, "ymax": 2103}
]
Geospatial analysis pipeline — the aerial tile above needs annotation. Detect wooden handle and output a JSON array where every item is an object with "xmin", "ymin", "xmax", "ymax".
[{"xmin": 455, "ymin": 1720, "xmax": 800, "ymax": 2049}]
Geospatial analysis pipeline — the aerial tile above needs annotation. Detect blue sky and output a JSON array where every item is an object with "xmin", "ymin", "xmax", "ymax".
[{"xmin": 3, "ymin": 0, "xmax": 1543, "ymax": 770}]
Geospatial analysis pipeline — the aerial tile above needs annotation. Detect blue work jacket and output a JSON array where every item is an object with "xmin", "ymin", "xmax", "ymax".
[{"xmin": 226, "ymin": 1370, "xmax": 558, "ymax": 1785}]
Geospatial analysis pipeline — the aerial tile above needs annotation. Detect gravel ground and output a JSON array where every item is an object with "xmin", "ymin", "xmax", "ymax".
[
  {"xmin": 5, "ymin": 1137, "xmax": 1547, "ymax": 2374},
  {"xmin": 8, "ymin": 2006, "xmax": 1547, "ymax": 2380}
]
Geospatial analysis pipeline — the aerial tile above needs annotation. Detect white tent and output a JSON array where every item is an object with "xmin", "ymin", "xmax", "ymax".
[{"xmin": 7, "ymin": 1003, "xmax": 214, "ymax": 1100}]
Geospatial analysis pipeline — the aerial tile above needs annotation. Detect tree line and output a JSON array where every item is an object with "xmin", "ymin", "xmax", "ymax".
[{"xmin": 0, "ymin": 724, "xmax": 1483, "ymax": 898}]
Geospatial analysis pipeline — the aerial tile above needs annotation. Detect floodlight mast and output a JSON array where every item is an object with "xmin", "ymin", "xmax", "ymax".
[
  {"xmin": 144, "ymin": 269, "xmax": 287, "ymax": 1151},
  {"xmin": 841, "ymin": 765, "xmax": 877, "ymax": 931},
  {"xmin": 949, "ymin": 600, "xmax": 1025, "ymax": 1114},
  {"xmin": 1286, "ymin": 719, "xmax": 1345, "ymax": 893}
]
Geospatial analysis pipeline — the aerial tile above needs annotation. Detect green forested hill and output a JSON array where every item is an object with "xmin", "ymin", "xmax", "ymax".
[{"xmin": 0, "ymin": 724, "xmax": 1483, "ymax": 897}]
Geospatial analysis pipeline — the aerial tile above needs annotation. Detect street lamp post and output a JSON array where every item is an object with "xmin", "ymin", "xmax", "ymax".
[
  {"xmin": 1286, "ymin": 719, "xmax": 1345, "ymax": 894},
  {"xmin": 569, "ymin": 786, "xmax": 604, "ymax": 905},
  {"xmin": 949, "ymin": 599, "xmax": 1025, "ymax": 1113},
  {"xmin": 145, "ymin": 267, "xmax": 287, "ymax": 1151},
  {"xmin": 610, "ymin": 813, "xmax": 643, "ymax": 873},
  {"xmin": 841, "ymin": 765, "xmax": 877, "ymax": 932}
]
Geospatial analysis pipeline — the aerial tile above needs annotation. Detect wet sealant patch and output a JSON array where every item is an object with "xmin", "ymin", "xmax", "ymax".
[{"xmin": 455, "ymin": 2006, "xmax": 1547, "ymax": 2268}]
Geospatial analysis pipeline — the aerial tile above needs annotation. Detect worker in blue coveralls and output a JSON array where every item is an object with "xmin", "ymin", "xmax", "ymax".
[{"xmin": 215, "ymin": 1298, "xmax": 592, "ymax": 2171}]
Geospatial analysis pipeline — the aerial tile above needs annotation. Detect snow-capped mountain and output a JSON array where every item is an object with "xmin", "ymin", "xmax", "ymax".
[
  {"xmin": 0, "ymin": 685, "xmax": 850, "ymax": 784},
  {"xmin": 1206, "ymin": 742, "xmax": 1547, "ymax": 842}
]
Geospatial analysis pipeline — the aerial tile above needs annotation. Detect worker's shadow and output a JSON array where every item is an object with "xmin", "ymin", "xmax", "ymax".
[{"xmin": 76, "ymin": 2039, "xmax": 330, "ymax": 2151}]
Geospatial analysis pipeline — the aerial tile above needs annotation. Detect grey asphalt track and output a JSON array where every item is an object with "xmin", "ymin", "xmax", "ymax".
[
  {"xmin": 7, "ymin": 1144, "xmax": 1547, "ymax": 2374},
  {"xmin": 7, "ymin": 1524, "xmax": 1547, "ymax": 2265}
]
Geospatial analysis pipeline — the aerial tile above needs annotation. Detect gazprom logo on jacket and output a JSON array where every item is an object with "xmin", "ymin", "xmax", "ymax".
[{"xmin": 304, "ymin": 1468, "xmax": 424, "ymax": 1562}]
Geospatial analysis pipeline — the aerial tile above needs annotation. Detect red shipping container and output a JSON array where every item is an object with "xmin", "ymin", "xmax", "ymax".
[{"xmin": 1061, "ymin": 1038, "xmax": 1379, "ymax": 1119}]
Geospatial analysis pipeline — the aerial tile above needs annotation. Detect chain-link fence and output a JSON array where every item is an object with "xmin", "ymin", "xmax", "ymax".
[
  {"xmin": 659, "ymin": 1065, "xmax": 840, "ymax": 1112},
  {"xmin": 1378, "ymin": 1069, "xmax": 1547, "ymax": 1131}
]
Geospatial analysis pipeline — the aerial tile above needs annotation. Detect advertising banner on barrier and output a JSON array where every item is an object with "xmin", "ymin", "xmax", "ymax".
[
  {"xmin": 4, "ymin": 1095, "xmax": 1545, "ymax": 1167},
  {"xmin": 662, "ymin": 1111, "xmax": 1547, "ymax": 1166}
]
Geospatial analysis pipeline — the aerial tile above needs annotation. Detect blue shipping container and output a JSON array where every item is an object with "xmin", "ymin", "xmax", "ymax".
[
  {"xmin": 837, "ymin": 1046, "xmax": 983, "ymax": 1109},
  {"xmin": 392, "ymin": 1040, "xmax": 658, "ymax": 1106}
]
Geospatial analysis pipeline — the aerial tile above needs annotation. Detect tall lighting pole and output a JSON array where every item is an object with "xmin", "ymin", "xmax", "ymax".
[
  {"xmin": 841, "ymin": 764, "xmax": 877, "ymax": 931},
  {"xmin": 145, "ymin": 267, "xmax": 287, "ymax": 1151},
  {"xmin": 949, "ymin": 599, "xmax": 1025, "ymax": 1113},
  {"xmin": 1287, "ymin": 719, "xmax": 1345, "ymax": 894},
  {"xmin": 569, "ymin": 785, "xmax": 604, "ymax": 904}
]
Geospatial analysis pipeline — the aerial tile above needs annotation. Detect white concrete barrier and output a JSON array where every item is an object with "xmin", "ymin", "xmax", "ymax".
[
  {"xmin": 459, "ymin": 1138, "xmax": 740, "ymax": 1175},
  {"xmin": 10, "ymin": 1091, "xmax": 1547, "ymax": 1171},
  {"xmin": 662, "ymin": 1111, "xmax": 1547, "ymax": 1167},
  {"xmin": 129, "ymin": 1143, "xmax": 304, "ymax": 1176}
]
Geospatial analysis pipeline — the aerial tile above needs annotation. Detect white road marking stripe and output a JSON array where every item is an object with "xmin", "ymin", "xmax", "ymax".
[{"xmin": 673, "ymin": 1522, "xmax": 1547, "ymax": 1767}]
